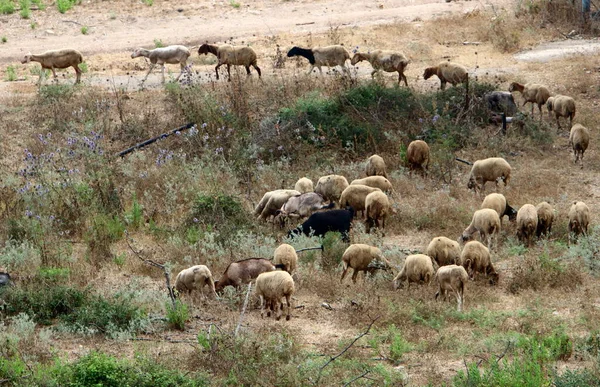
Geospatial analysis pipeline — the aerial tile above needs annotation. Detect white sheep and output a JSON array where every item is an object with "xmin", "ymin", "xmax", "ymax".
[
  {"xmin": 254, "ymin": 189, "xmax": 301, "ymax": 222},
  {"xmin": 423, "ymin": 61, "xmax": 468, "ymax": 90},
  {"xmin": 536, "ymin": 201, "xmax": 554, "ymax": 238},
  {"xmin": 340, "ymin": 244, "xmax": 390, "ymax": 283},
  {"xmin": 339, "ymin": 184, "xmax": 382, "ymax": 218},
  {"xmin": 350, "ymin": 176, "xmax": 393, "ymax": 193},
  {"xmin": 287, "ymin": 45, "xmax": 350, "ymax": 76},
  {"xmin": 174, "ymin": 265, "xmax": 217, "ymax": 299},
  {"xmin": 131, "ymin": 45, "xmax": 191, "ymax": 84},
  {"xmin": 314, "ymin": 174, "xmax": 349, "ymax": 204},
  {"xmin": 481, "ymin": 193, "xmax": 517, "ymax": 225},
  {"xmin": 21, "ymin": 49, "xmax": 83, "ymax": 85},
  {"xmin": 508, "ymin": 82, "xmax": 550, "ymax": 120},
  {"xmin": 460, "ymin": 208, "xmax": 501, "ymax": 251},
  {"xmin": 426, "ymin": 236, "xmax": 461, "ymax": 267},
  {"xmin": 365, "ymin": 154, "xmax": 388, "ymax": 178},
  {"xmin": 273, "ymin": 243, "xmax": 298, "ymax": 275},
  {"xmin": 460, "ymin": 241, "xmax": 499, "ymax": 284},
  {"xmin": 568, "ymin": 201, "xmax": 590, "ymax": 244},
  {"xmin": 434, "ymin": 265, "xmax": 469, "ymax": 312},
  {"xmin": 467, "ymin": 157, "xmax": 511, "ymax": 193},
  {"xmin": 569, "ymin": 124, "xmax": 590, "ymax": 168},
  {"xmin": 516, "ymin": 204, "xmax": 538, "ymax": 247},
  {"xmin": 350, "ymin": 50, "xmax": 409, "ymax": 85},
  {"xmin": 365, "ymin": 191, "xmax": 390, "ymax": 234},
  {"xmin": 294, "ymin": 177, "xmax": 314, "ymax": 194},
  {"xmin": 393, "ymin": 254, "xmax": 435, "ymax": 289},
  {"xmin": 198, "ymin": 43, "xmax": 261, "ymax": 81},
  {"xmin": 255, "ymin": 270, "xmax": 295, "ymax": 321},
  {"xmin": 406, "ymin": 140, "xmax": 430, "ymax": 176},
  {"xmin": 547, "ymin": 95, "xmax": 576, "ymax": 130}
]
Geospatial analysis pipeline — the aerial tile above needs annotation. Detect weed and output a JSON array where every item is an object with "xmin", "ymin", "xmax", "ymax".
[
  {"xmin": 229, "ymin": 0, "xmax": 241, "ymax": 8},
  {"xmin": 1, "ymin": 36, "xmax": 6, "ymax": 43},
  {"xmin": 79, "ymin": 62, "xmax": 88, "ymax": 73},
  {"xmin": 81, "ymin": 25, "xmax": 88, "ymax": 35},
  {"xmin": 56, "ymin": 0, "xmax": 79, "ymax": 13},
  {"xmin": 142, "ymin": 0, "xmax": 153, "ymax": 5},
  {"xmin": 31, "ymin": 0, "xmax": 44, "ymax": 9},
  {"xmin": 166, "ymin": 300, "xmax": 189, "ymax": 330},
  {"xmin": 5, "ymin": 65, "xmax": 17, "ymax": 82},
  {"xmin": 154, "ymin": 38, "xmax": 164, "ymax": 48},
  {"xmin": 19, "ymin": 0, "xmax": 31, "ymax": 18},
  {"xmin": 30, "ymin": 21, "xmax": 36, "ymax": 29},
  {"xmin": 321, "ymin": 231, "xmax": 346, "ymax": 272},
  {"xmin": 0, "ymin": 0, "xmax": 15, "ymax": 14}
]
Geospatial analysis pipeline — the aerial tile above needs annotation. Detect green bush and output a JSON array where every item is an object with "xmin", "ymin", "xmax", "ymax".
[
  {"xmin": 19, "ymin": 0, "xmax": 30, "ymax": 18},
  {"xmin": 56, "ymin": 0, "xmax": 78, "ymax": 13},
  {"xmin": 0, "ymin": 0, "xmax": 15, "ymax": 14},
  {"xmin": 166, "ymin": 300, "xmax": 189, "ymax": 331},
  {"xmin": 320, "ymin": 231, "xmax": 346, "ymax": 272}
]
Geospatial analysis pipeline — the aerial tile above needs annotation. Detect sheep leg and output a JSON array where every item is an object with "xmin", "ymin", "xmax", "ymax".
[
  {"xmin": 37, "ymin": 67, "xmax": 46, "ymax": 85},
  {"xmin": 161, "ymin": 64, "xmax": 166, "ymax": 84},
  {"xmin": 400, "ymin": 72, "xmax": 408, "ymax": 87},
  {"xmin": 260, "ymin": 295, "xmax": 266, "ymax": 318},
  {"xmin": 340, "ymin": 266, "xmax": 349, "ymax": 283},
  {"xmin": 50, "ymin": 67, "xmax": 58, "ymax": 83},
  {"xmin": 73, "ymin": 64, "xmax": 82, "ymax": 84},
  {"xmin": 351, "ymin": 270, "xmax": 359, "ymax": 284},
  {"xmin": 275, "ymin": 297, "xmax": 282, "ymax": 321},
  {"xmin": 371, "ymin": 69, "xmax": 377, "ymax": 79},
  {"xmin": 176, "ymin": 62, "xmax": 186, "ymax": 81},
  {"xmin": 226, "ymin": 64, "xmax": 232, "ymax": 82},
  {"xmin": 245, "ymin": 65, "xmax": 251, "ymax": 75},
  {"xmin": 306, "ymin": 65, "xmax": 314, "ymax": 75},
  {"xmin": 252, "ymin": 64, "xmax": 261, "ymax": 77},
  {"xmin": 214, "ymin": 64, "xmax": 221, "ymax": 80},
  {"xmin": 285, "ymin": 294, "xmax": 291, "ymax": 321},
  {"xmin": 142, "ymin": 63, "xmax": 156, "ymax": 83},
  {"xmin": 440, "ymin": 80, "xmax": 447, "ymax": 90}
]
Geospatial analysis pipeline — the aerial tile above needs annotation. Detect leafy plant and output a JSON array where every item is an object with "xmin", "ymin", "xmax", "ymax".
[
  {"xmin": 229, "ymin": 0, "xmax": 241, "ymax": 8},
  {"xmin": 56, "ymin": 0, "xmax": 78, "ymax": 13},
  {"xmin": 19, "ymin": 0, "xmax": 30, "ymax": 18},
  {"xmin": 0, "ymin": 0, "xmax": 15, "ymax": 14},
  {"xmin": 154, "ymin": 38, "xmax": 164, "ymax": 48},
  {"xmin": 166, "ymin": 300, "xmax": 189, "ymax": 330},
  {"xmin": 5, "ymin": 65, "xmax": 17, "ymax": 81},
  {"xmin": 81, "ymin": 25, "xmax": 88, "ymax": 34}
]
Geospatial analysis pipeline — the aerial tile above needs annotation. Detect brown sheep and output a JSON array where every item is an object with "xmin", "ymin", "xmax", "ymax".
[
  {"xmin": 467, "ymin": 157, "xmax": 511, "ymax": 193},
  {"xmin": 547, "ymin": 95, "xmax": 576, "ymax": 130},
  {"xmin": 568, "ymin": 201, "xmax": 590, "ymax": 245},
  {"xmin": 460, "ymin": 241, "xmax": 499, "ymax": 284},
  {"xmin": 508, "ymin": 82, "xmax": 551, "ymax": 120},
  {"xmin": 198, "ymin": 43, "xmax": 261, "ymax": 81},
  {"xmin": 435, "ymin": 265, "xmax": 469, "ymax": 312},
  {"xmin": 406, "ymin": 140, "xmax": 430, "ymax": 176},
  {"xmin": 365, "ymin": 191, "xmax": 390, "ymax": 234},
  {"xmin": 461, "ymin": 209, "xmax": 501, "ymax": 251},
  {"xmin": 314, "ymin": 174, "xmax": 349, "ymax": 204},
  {"xmin": 536, "ymin": 202, "xmax": 554, "ymax": 238},
  {"xmin": 426, "ymin": 236, "xmax": 461, "ymax": 267},
  {"xmin": 339, "ymin": 184, "xmax": 382, "ymax": 218},
  {"xmin": 423, "ymin": 61, "xmax": 468, "ymax": 90},
  {"xmin": 350, "ymin": 50, "xmax": 409, "ymax": 86},
  {"xmin": 340, "ymin": 244, "xmax": 390, "ymax": 283},
  {"xmin": 21, "ymin": 49, "xmax": 83, "ymax": 85},
  {"xmin": 365, "ymin": 155, "xmax": 388, "ymax": 178},
  {"xmin": 273, "ymin": 244, "xmax": 298, "ymax": 275},
  {"xmin": 214, "ymin": 258, "xmax": 277, "ymax": 293},
  {"xmin": 569, "ymin": 124, "xmax": 590, "ymax": 168},
  {"xmin": 255, "ymin": 271, "xmax": 295, "ymax": 321},
  {"xmin": 481, "ymin": 193, "xmax": 517, "ymax": 225},
  {"xmin": 393, "ymin": 254, "xmax": 434, "ymax": 289},
  {"xmin": 516, "ymin": 204, "xmax": 538, "ymax": 247},
  {"xmin": 350, "ymin": 176, "xmax": 393, "ymax": 193}
]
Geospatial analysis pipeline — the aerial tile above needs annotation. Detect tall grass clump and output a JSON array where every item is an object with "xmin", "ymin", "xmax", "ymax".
[
  {"xmin": 56, "ymin": 0, "xmax": 78, "ymax": 13},
  {"xmin": 0, "ymin": 0, "xmax": 15, "ymax": 14},
  {"xmin": 19, "ymin": 0, "xmax": 30, "ymax": 18}
]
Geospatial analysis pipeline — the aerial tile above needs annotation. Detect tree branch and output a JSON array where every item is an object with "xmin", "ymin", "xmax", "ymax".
[
  {"xmin": 342, "ymin": 370, "xmax": 371, "ymax": 387},
  {"xmin": 235, "ymin": 282, "xmax": 252, "ymax": 337}
]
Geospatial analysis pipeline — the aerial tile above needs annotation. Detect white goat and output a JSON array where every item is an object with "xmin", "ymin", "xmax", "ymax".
[{"xmin": 131, "ymin": 45, "xmax": 191, "ymax": 83}]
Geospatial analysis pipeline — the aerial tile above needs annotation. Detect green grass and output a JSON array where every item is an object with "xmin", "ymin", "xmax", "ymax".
[
  {"xmin": 19, "ymin": 0, "xmax": 30, "ymax": 18},
  {"xmin": 5, "ymin": 65, "xmax": 17, "ymax": 82},
  {"xmin": 0, "ymin": 0, "xmax": 15, "ymax": 14},
  {"xmin": 80, "ymin": 25, "xmax": 88, "ymax": 34},
  {"xmin": 56, "ymin": 0, "xmax": 78, "ymax": 13}
]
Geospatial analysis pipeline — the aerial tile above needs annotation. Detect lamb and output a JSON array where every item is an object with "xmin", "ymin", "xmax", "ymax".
[
  {"xmin": 214, "ymin": 258, "xmax": 277, "ymax": 293},
  {"xmin": 21, "ymin": 49, "xmax": 83, "ymax": 85},
  {"xmin": 460, "ymin": 241, "xmax": 499, "ymax": 284},
  {"xmin": 273, "ymin": 244, "xmax": 298, "ymax": 275},
  {"xmin": 131, "ymin": 45, "xmax": 191, "ymax": 84},
  {"xmin": 350, "ymin": 50, "xmax": 409, "ymax": 86},
  {"xmin": 294, "ymin": 177, "xmax": 314, "ymax": 194},
  {"xmin": 314, "ymin": 174, "xmax": 349, "ymax": 204},
  {"xmin": 467, "ymin": 157, "xmax": 511, "ymax": 193},
  {"xmin": 393, "ymin": 254, "xmax": 435, "ymax": 289},
  {"xmin": 340, "ymin": 244, "xmax": 390, "ymax": 283},
  {"xmin": 339, "ymin": 185, "xmax": 382, "ymax": 218},
  {"xmin": 434, "ymin": 265, "xmax": 469, "ymax": 312},
  {"xmin": 406, "ymin": 140, "xmax": 430, "ymax": 176},
  {"xmin": 288, "ymin": 207, "xmax": 354, "ymax": 242},
  {"xmin": 365, "ymin": 191, "xmax": 390, "ymax": 234},
  {"xmin": 426, "ymin": 236, "xmax": 461, "ymax": 267},
  {"xmin": 174, "ymin": 265, "xmax": 217, "ymax": 299},
  {"xmin": 535, "ymin": 201, "xmax": 554, "ymax": 238},
  {"xmin": 254, "ymin": 189, "xmax": 301, "ymax": 222},
  {"xmin": 569, "ymin": 124, "xmax": 590, "ymax": 168},
  {"xmin": 516, "ymin": 204, "xmax": 538, "ymax": 247},
  {"xmin": 568, "ymin": 201, "xmax": 590, "ymax": 244},
  {"xmin": 485, "ymin": 91, "xmax": 518, "ymax": 116},
  {"xmin": 274, "ymin": 192, "xmax": 333, "ymax": 228},
  {"xmin": 287, "ymin": 45, "xmax": 350, "ymax": 76},
  {"xmin": 350, "ymin": 176, "xmax": 393, "ymax": 193},
  {"xmin": 508, "ymin": 82, "xmax": 550, "ymax": 120},
  {"xmin": 547, "ymin": 95, "xmax": 576, "ymax": 130},
  {"xmin": 460, "ymin": 208, "xmax": 501, "ymax": 251},
  {"xmin": 481, "ymin": 193, "xmax": 517, "ymax": 225},
  {"xmin": 255, "ymin": 271, "xmax": 295, "ymax": 321},
  {"xmin": 365, "ymin": 155, "xmax": 388, "ymax": 178},
  {"xmin": 198, "ymin": 43, "xmax": 261, "ymax": 81},
  {"xmin": 423, "ymin": 61, "xmax": 468, "ymax": 90}
]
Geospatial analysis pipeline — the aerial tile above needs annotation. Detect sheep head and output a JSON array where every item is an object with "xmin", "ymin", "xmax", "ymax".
[
  {"xmin": 198, "ymin": 44, "xmax": 210, "ymax": 55},
  {"xmin": 131, "ymin": 49, "xmax": 143, "ymax": 59},
  {"xmin": 350, "ymin": 53, "xmax": 366, "ymax": 65},
  {"xmin": 423, "ymin": 67, "xmax": 437, "ymax": 80},
  {"xmin": 21, "ymin": 53, "xmax": 33, "ymax": 64}
]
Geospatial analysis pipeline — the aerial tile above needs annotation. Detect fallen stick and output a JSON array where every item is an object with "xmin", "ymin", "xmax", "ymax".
[{"xmin": 117, "ymin": 122, "xmax": 196, "ymax": 158}]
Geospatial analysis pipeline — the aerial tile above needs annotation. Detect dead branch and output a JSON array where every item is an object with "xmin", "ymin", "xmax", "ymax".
[
  {"xmin": 235, "ymin": 282, "xmax": 252, "ymax": 337},
  {"xmin": 117, "ymin": 122, "xmax": 196, "ymax": 157},
  {"xmin": 342, "ymin": 370, "xmax": 371, "ymax": 387}
]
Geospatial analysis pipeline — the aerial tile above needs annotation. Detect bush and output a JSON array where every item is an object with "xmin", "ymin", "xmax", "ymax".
[
  {"xmin": 166, "ymin": 300, "xmax": 189, "ymax": 331},
  {"xmin": 321, "ymin": 231, "xmax": 346, "ymax": 272},
  {"xmin": 0, "ymin": 0, "xmax": 15, "ymax": 14},
  {"xmin": 507, "ymin": 251, "xmax": 583, "ymax": 294},
  {"xmin": 56, "ymin": 0, "xmax": 79, "ymax": 13}
]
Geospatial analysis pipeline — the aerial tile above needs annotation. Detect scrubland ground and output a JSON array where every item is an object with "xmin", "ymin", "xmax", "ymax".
[{"xmin": 1, "ymin": 0, "xmax": 600, "ymax": 386}]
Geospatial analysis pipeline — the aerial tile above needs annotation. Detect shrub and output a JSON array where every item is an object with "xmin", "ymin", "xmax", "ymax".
[
  {"xmin": 5, "ymin": 65, "xmax": 17, "ymax": 81},
  {"xmin": 0, "ymin": 239, "xmax": 42, "ymax": 274},
  {"xmin": 320, "ymin": 231, "xmax": 346, "ymax": 272},
  {"xmin": 19, "ymin": 0, "xmax": 30, "ymax": 18},
  {"xmin": 507, "ymin": 251, "xmax": 583, "ymax": 294},
  {"xmin": 0, "ymin": 0, "xmax": 15, "ymax": 14},
  {"xmin": 56, "ymin": 0, "xmax": 78, "ymax": 13},
  {"xmin": 166, "ymin": 300, "xmax": 189, "ymax": 331}
]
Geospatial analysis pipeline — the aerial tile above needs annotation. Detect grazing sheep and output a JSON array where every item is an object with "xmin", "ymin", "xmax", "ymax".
[
  {"xmin": 568, "ymin": 201, "xmax": 590, "ymax": 244},
  {"xmin": 423, "ymin": 61, "xmax": 468, "ymax": 90},
  {"xmin": 393, "ymin": 254, "xmax": 435, "ymax": 289},
  {"xmin": 350, "ymin": 50, "xmax": 409, "ymax": 86},
  {"xmin": 254, "ymin": 189, "xmax": 301, "ymax": 222},
  {"xmin": 174, "ymin": 265, "xmax": 217, "ymax": 299},
  {"xmin": 294, "ymin": 177, "xmax": 314, "ymax": 194},
  {"xmin": 406, "ymin": 140, "xmax": 430, "ymax": 176},
  {"xmin": 365, "ymin": 155, "xmax": 388, "ymax": 178},
  {"xmin": 214, "ymin": 258, "xmax": 277, "ymax": 293},
  {"xmin": 339, "ymin": 185, "xmax": 382, "ymax": 218},
  {"xmin": 341, "ymin": 244, "xmax": 390, "ymax": 283},
  {"xmin": 426, "ymin": 236, "xmax": 461, "ymax": 267},
  {"xmin": 536, "ymin": 201, "xmax": 554, "ymax": 238},
  {"xmin": 434, "ymin": 265, "xmax": 469, "ymax": 312},
  {"xmin": 255, "ymin": 271, "xmax": 295, "ymax": 321},
  {"xmin": 365, "ymin": 191, "xmax": 390, "ymax": 234},
  {"xmin": 461, "ymin": 209, "xmax": 501, "ymax": 250},
  {"xmin": 21, "ymin": 49, "xmax": 83, "ymax": 85},
  {"xmin": 547, "ymin": 95, "xmax": 576, "ymax": 130},
  {"xmin": 516, "ymin": 204, "xmax": 538, "ymax": 247},
  {"xmin": 198, "ymin": 43, "xmax": 261, "ymax": 81},
  {"xmin": 350, "ymin": 176, "xmax": 393, "ymax": 193},
  {"xmin": 460, "ymin": 241, "xmax": 499, "ymax": 284},
  {"xmin": 131, "ymin": 45, "xmax": 191, "ymax": 84},
  {"xmin": 288, "ymin": 207, "xmax": 354, "ymax": 242},
  {"xmin": 314, "ymin": 174, "xmax": 349, "ymax": 204},
  {"xmin": 508, "ymin": 82, "xmax": 550, "ymax": 120},
  {"xmin": 467, "ymin": 157, "xmax": 511, "ymax": 193},
  {"xmin": 274, "ymin": 192, "xmax": 333, "ymax": 228},
  {"xmin": 273, "ymin": 244, "xmax": 298, "ymax": 275},
  {"xmin": 485, "ymin": 91, "xmax": 518, "ymax": 116},
  {"xmin": 481, "ymin": 193, "xmax": 517, "ymax": 225},
  {"xmin": 287, "ymin": 45, "xmax": 350, "ymax": 75},
  {"xmin": 569, "ymin": 124, "xmax": 590, "ymax": 168}
]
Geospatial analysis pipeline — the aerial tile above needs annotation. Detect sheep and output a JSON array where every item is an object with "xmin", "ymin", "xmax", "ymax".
[
  {"xmin": 536, "ymin": 201, "xmax": 554, "ymax": 238},
  {"xmin": 254, "ymin": 189, "xmax": 301, "ymax": 222},
  {"xmin": 287, "ymin": 45, "xmax": 350, "ymax": 76},
  {"xmin": 467, "ymin": 157, "xmax": 511, "ymax": 193},
  {"xmin": 350, "ymin": 50, "xmax": 409, "ymax": 86},
  {"xmin": 339, "ymin": 185, "xmax": 382, "ymax": 218},
  {"xmin": 314, "ymin": 174, "xmax": 349, "ymax": 204},
  {"xmin": 365, "ymin": 191, "xmax": 390, "ymax": 234},
  {"xmin": 21, "ymin": 49, "xmax": 83, "ymax": 85},
  {"xmin": 273, "ymin": 244, "xmax": 298, "ymax": 275},
  {"xmin": 365, "ymin": 155, "xmax": 388, "ymax": 178},
  {"xmin": 393, "ymin": 254, "xmax": 435, "ymax": 289},
  {"xmin": 485, "ymin": 91, "xmax": 518, "ymax": 116},
  {"xmin": 406, "ymin": 140, "xmax": 430, "ymax": 176},
  {"xmin": 481, "ymin": 193, "xmax": 517, "ymax": 225},
  {"xmin": 434, "ymin": 265, "xmax": 469, "ymax": 312},
  {"xmin": 288, "ymin": 207, "xmax": 354, "ymax": 242},
  {"xmin": 569, "ymin": 124, "xmax": 590, "ymax": 168},
  {"xmin": 131, "ymin": 45, "xmax": 191, "ymax": 84},
  {"xmin": 508, "ymin": 82, "xmax": 550, "ymax": 120},
  {"xmin": 547, "ymin": 95, "xmax": 576, "ymax": 130},
  {"xmin": 350, "ymin": 176, "xmax": 393, "ymax": 193},
  {"xmin": 214, "ymin": 258, "xmax": 277, "ymax": 293},
  {"xmin": 274, "ymin": 192, "xmax": 333, "ymax": 228},
  {"xmin": 460, "ymin": 208, "xmax": 501, "ymax": 251},
  {"xmin": 516, "ymin": 204, "xmax": 538, "ymax": 247},
  {"xmin": 294, "ymin": 177, "xmax": 314, "ymax": 194},
  {"xmin": 340, "ymin": 244, "xmax": 390, "ymax": 283},
  {"xmin": 568, "ymin": 201, "xmax": 590, "ymax": 244},
  {"xmin": 426, "ymin": 236, "xmax": 461, "ymax": 268},
  {"xmin": 198, "ymin": 43, "xmax": 261, "ymax": 81},
  {"xmin": 255, "ymin": 270, "xmax": 295, "ymax": 321},
  {"xmin": 423, "ymin": 61, "xmax": 468, "ymax": 90},
  {"xmin": 460, "ymin": 241, "xmax": 499, "ymax": 284},
  {"xmin": 174, "ymin": 265, "xmax": 217, "ymax": 299}
]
